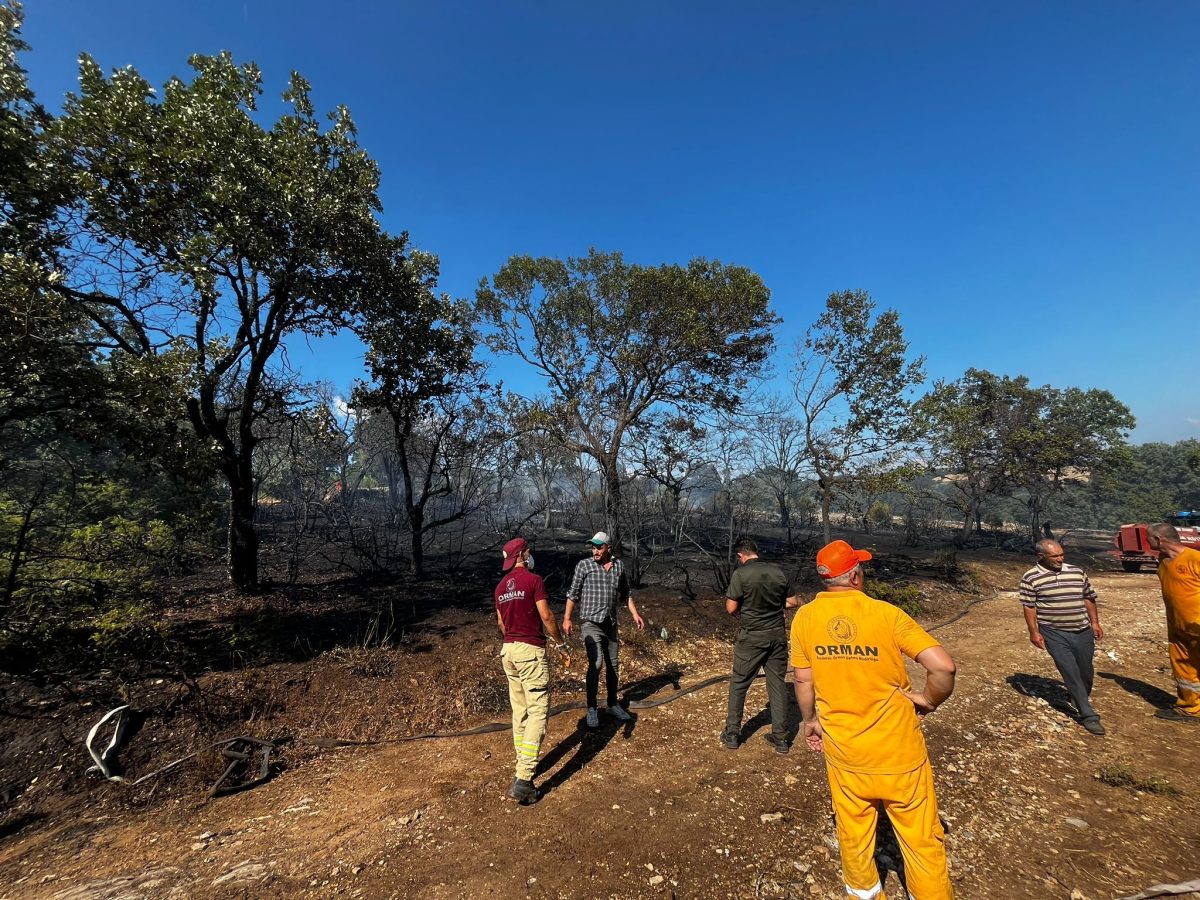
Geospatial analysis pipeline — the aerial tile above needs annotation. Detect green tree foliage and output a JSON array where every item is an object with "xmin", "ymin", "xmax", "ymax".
[
  {"xmin": 1067, "ymin": 439, "xmax": 1200, "ymax": 528},
  {"xmin": 916, "ymin": 369, "xmax": 1134, "ymax": 539},
  {"xmin": 49, "ymin": 51, "xmax": 398, "ymax": 591},
  {"xmin": 1010, "ymin": 386, "xmax": 1133, "ymax": 540},
  {"xmin": 915, "ymin": 369, "xmax": 1044, "ymax": 542},
  {"xmin": 0, "ymin": 8, "xmax": 220, "ymax": 657},
  {"xmin": 0, "ymin": 426, "xmax": 219, "ymax": 667},
  {"xmin": 477, "ymin": 249, "xmax": 779, "ymax": 551},
  {"xmin": 790, "ymin": 290, "xmax": 926, "ymax": 543},
  {"xmin": 353, "ymin": 251, "xmax": 496, "ymax": 579},
  {"xmin": 0, "ymin": 2, "xmax": 100, "ymax": 437}
]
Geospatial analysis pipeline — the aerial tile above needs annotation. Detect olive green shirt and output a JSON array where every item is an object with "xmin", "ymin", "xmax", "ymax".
[{"xmin": 726, "ymin": 558, "xmax": 791, "ymax": 632}]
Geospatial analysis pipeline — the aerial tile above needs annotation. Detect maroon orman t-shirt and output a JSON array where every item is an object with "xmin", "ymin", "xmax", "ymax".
[{"xmin": 495, "ymin": 567, "xmax": 549, "ymax": 648}]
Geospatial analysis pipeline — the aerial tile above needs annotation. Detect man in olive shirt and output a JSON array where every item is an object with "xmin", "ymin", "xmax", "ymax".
[{"xmin": 720, "ymin": 538, "xmax": 800, "ymax": 753}]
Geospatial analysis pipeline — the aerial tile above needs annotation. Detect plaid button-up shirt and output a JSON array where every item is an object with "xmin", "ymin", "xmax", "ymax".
[{"xmin": 568, "ymin": 557, "xmax": 630, "ymax": 624}]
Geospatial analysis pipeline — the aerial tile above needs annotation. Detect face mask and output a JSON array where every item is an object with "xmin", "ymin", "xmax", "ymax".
[{"xmin": 524, "ymin": 554, "xmax": 535, "ymax": 571}]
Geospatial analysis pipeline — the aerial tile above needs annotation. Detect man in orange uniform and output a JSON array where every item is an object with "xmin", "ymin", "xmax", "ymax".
[
  {"xmin": 791, "ymin": 540, "xmax": 957, "ymax": 900},
  {"xmin": 1147, "ymin": 523, "xmax": 1200, "ymax": 723}
]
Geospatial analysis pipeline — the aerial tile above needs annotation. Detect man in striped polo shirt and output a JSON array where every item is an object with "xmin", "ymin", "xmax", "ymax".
[{"xmin": 1019, "ymin": 540, "xmax": 1106, "ymax": 735}]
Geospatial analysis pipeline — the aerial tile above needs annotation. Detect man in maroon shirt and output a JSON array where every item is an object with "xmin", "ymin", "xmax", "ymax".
[{"xmin": 495, "ymin": 537, "xmax": 569, "ymax": 804}]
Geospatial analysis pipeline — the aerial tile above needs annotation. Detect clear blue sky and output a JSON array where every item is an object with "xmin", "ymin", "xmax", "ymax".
[{"xmin": 21, "ymin": 1, "xmax": 1200, "ymax": 443}]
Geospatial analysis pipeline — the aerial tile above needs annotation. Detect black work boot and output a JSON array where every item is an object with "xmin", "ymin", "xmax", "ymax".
[
  {"xmin": 763, "ymin": 733, "xmax": 791, "ymax": 754},
  {"xmin": 719, "ymin": 729, "xmax": 740, "ymax": 750},
  {"xmin": 508, "ymin": 778, "xmax": 541, "ymax": 805}
]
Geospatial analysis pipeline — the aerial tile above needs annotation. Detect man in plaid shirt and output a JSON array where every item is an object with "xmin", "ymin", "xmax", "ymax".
[{"xmin": 563, "ymin": 532, "xmax": 645, "ymax": 728}]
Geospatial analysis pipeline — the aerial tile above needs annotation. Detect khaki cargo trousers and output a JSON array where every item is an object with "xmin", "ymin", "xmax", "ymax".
[{"xmin": 501, "ymin": 641, "xmax": 550, "ymax": 780}]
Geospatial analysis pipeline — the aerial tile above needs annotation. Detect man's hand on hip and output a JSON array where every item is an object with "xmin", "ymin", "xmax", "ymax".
[
  {"xmin": 900, "ymin": 688, "xmax": 937, "ymax": 719},
  {"xmin": 802, "ymin": 720, "xmax": 824, "ymax": 753}
]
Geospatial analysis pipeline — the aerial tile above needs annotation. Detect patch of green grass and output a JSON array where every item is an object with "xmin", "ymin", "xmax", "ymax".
[{"xmin": 1095, "ymin": 764, "xmax": 1181, "ymax": 797}]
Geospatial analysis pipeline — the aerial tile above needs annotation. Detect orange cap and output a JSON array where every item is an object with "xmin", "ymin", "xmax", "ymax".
[{"xmin": 815, "ymin": 540, "xmax": 873, "ymax": 579}]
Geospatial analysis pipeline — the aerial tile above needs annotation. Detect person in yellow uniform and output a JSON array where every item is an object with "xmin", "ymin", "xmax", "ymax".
[
  {"xmin": 1147, "ymin": 523, "xmax": 1200, "ymax": 723},
  {"xmin": 791, "ymin": 540, "xmax": 957, "ymax": 900}
]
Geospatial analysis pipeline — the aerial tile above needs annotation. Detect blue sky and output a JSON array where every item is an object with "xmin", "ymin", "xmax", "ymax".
[{"xmin": 21, "ymin": 1, "xmax": 1200, "ymax": 442}]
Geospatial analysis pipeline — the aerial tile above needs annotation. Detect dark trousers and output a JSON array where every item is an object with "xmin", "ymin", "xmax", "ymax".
[
  {"xmin": 1040, "ymin": 625, "xmax": 1098, "ymax": 721},
  {"xmin": 582, "ymin": 619, "xmax": 620, "ymax": 709},
  {"xmin": 725, "ymin": 627, "xmax": 789, "ymax": 740}
]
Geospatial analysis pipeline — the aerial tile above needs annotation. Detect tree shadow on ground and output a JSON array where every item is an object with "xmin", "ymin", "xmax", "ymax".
[
  {"xmin": 1098, "ymin": 671, "xmax": 1175, "ymax": 710},
  {"xmin": 1006, "ymin": 672, "xmax": 1076, "ymax": 717}
]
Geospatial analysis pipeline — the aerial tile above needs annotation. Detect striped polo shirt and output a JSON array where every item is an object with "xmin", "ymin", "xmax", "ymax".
[{"xmin": 1019, "ymin": 562, "xmax": 1097, "ymax": 631}]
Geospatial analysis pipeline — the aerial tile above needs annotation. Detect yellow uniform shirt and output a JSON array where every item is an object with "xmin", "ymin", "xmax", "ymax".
[
  {"xmin": 1158, "ymin": 547, "xmax": 1200, "ymax": 639},
  {"xmin": 790, "ymin": 589, "xmax": 941, "ymax": 775}
]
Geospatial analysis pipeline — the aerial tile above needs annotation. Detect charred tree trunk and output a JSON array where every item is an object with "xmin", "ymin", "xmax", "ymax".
[
  {"xmin": 228, "ymin": 476, "xmax": 259, "ymax": 591},
  {"xmin": 602, "ymin": 461, "xmax": 624, "ymax": 553},
  {"xmin": 818, "ymin": 476, "xmax": 834, "ymax": 544},
  {"xmin": 1, "ymin": 483, "xmax": 43, "ymax": 618},
  {"xmin": 188, "ymin": 389, "xmax": 263, "ymax": 594},
  {"xmin": 408, "ymin": 504, "xmax": 425, "ymax": 579}
]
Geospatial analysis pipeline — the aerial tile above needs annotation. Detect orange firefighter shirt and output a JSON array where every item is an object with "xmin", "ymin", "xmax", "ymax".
[
  {"xmin": 790, "ymin": 589, "xmax": 941, "ymax": 775},
  {"xmin": 1158, "ymin": 547, "xmax": 1200, "ymax": 638}
]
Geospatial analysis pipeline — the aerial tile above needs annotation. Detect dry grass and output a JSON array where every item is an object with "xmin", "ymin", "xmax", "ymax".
[{"xmin": 1095, "ymin": 763, "xmax": 1181, "ymax": 797}]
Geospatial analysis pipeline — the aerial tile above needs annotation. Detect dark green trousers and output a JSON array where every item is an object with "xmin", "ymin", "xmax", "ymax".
[{"xmin": 725, "ymin": 627, "xmax": 789, "ymax": 740}]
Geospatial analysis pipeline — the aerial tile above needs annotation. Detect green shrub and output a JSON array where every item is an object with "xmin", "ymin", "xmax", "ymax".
[
  {"xmin": 867, "ymin": 501, "xmax": 893, "ymax": 528},
  {"xmin": 90, "ymin": 602, "xmax": 167, "ymax": 662},
  {"xmin": 865, "ymin": 579, "xmax": 922, "ymax": 616}
]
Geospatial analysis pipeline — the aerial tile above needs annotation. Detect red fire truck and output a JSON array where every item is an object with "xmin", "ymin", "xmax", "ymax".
[{"xmin": 1113, "ymin": 511, "xmax": 1200, "ymax": 572}]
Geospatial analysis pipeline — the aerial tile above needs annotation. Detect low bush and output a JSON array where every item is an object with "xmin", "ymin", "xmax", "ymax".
[
  {"xmin": 90, "ymin": 602, "xmax": 168, "ymax": 663},
  {"xmin": 865, "ymin": 579, "xmax": 922, "ymax": 616}
]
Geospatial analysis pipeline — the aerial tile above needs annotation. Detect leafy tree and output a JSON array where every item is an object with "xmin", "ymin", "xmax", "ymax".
[
  {"xmin": 50, "ymin": 51, "xmax": 397, "ymax": 591},
  {"xmin": 839, "ymin": 461, "xmax": 920, "ymax": 534},
  {"xmin": 0, "ymin": 2, "xmax": 101, "ymax": 440},
  {"xmin": 477, "ymin": 249, "xmax": 779, "ymax": 552},
  {"xmin": 914, "ymin": 369, "xmax": 1044, "ymax": 542},
  {"xmin": 790, "ymin": 290, "xmax": 925, "ymax": 542},
  {"xmin": 0, "ymin": 421, "xmax": 219, "ymax": 646},
  {"xmin": 352, "ymin": 251, "xmax": 495, "ymax": 579},
  {"xmin": 1010, "ymin": 386, "xmax": 1133, "ymax": 540}
]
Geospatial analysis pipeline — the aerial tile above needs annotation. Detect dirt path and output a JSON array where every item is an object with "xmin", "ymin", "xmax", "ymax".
[{"xmin": 2, "ymin": 567, "xmax": 1197, "ymax": 899}]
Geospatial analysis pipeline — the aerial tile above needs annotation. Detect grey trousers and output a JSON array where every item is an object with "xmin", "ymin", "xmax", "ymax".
[
  {"xmin": 582, "ymin": 619, "xmax": 620, "ymax": 709},
  {"xmin": 725, "ymin": 627, "xmax": 789, "ymax": 740},
  {"xmin": 1040, "ymin": 625, "xmax": 1098, "ymax": 721}
]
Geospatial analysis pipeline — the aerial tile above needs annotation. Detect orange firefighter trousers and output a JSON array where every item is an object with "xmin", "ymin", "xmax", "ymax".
[
  {"xmin": 1167, "ymin": 628, "xmax": 1200, "ymax": 716},
  {"xmin": 826, "ymin": 759, "xmax": 954, "ymax": 900}
]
